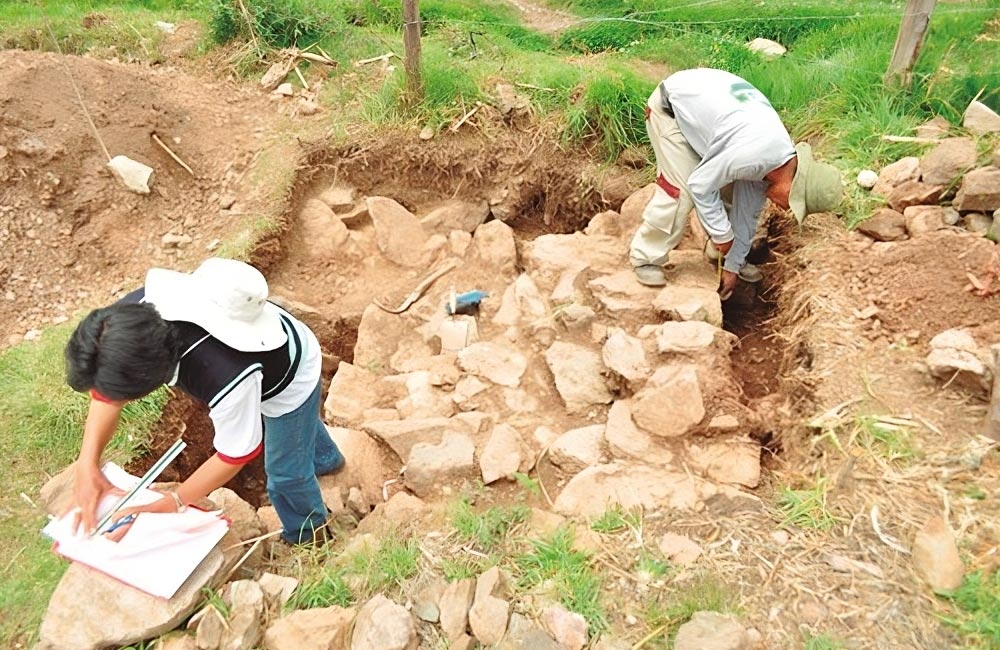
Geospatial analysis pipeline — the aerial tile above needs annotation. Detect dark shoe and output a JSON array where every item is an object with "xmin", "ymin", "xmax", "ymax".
[
  {"xmin": 634, "ymin": 264, "xmax": 667, "ymax": 287},
  {"xmin": 314, "ymin": 453, "xmax": 345, "ymax": 477}
]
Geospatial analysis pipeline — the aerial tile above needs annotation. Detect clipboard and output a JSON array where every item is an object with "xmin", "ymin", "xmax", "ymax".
[{"xmin": 42, "ymin": 463, "xmax": 230, "ymax": 599}]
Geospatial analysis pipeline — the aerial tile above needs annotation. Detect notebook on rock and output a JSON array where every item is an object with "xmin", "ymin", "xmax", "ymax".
[{"xmin": 42, "ymin": 463, "xmax": 230, "ymax": 599}]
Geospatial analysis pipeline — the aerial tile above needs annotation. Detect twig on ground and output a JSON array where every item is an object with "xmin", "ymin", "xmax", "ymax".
[
  {"xmin": 354, "ymin": 52, "xmax": 398, "ymax": 66},
  {"xmin": 450, "ymin": 103, "xmax": 482, "ymax": 132},
  {"xmin": 222, "ymin": 528, "xmax": 283, "ymax": 551},
  {"xmin": 293, "ymin": 64, "xmax": 309, "ymax": 91},
  {"xmin": 631, "ymin": 624, "xmax": 668, "ymax": 650},
  {"xmin": 880, "ymin": 135, "xmax": 942, "ymax": 144},
  {"xmin": 151, "ymin": 132, "xmax": 195, "ymax": 176}
]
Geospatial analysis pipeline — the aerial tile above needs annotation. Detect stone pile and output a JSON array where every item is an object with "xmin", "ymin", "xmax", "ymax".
[
  {"xmin": 858, "ymin": 104, "xmax": 1000, "ymax": 243},
  {"xmin": 315, "ymin": 183, "xmax": 763, "ymax": 520}
]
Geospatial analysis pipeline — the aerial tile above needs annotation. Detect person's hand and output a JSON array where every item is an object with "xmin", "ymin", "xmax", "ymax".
[
  {"xmin": 68, "ymin": 463, "xmax": 124, "ymax": 536},
  {"xmin": 719, "ymin": 270, "xmax": 739, "ymax": 301},
  {"xmin": 104, "ymin": 492, "xmax": 178, "ymax": 542},
  {"xmin": 714, "ymin": 239, "xmax": 734, "ymax": 256}
]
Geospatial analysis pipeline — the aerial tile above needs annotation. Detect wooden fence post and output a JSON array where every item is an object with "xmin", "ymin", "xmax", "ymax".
[
  {"xmin": 884, "ymin": 0, "xmax": 937, "ymax": 86},
  {"xmin": 403, "ymin": 0, "xmax": 423, "ymax": 101}
]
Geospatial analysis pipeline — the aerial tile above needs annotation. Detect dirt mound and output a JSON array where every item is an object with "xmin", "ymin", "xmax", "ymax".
[{"xmin": 0, "ymin": 50, "xmax": 276, "ymax": 346}]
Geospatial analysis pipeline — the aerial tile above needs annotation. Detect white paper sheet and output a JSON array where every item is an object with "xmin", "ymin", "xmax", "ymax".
[{"xmin": 42, "ymin": 463, "xmax": 230, "ymax": 599}]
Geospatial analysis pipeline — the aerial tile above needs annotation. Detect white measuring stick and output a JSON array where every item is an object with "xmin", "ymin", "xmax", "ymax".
[{"xmin": 91, "ymin": 438, "xmax": 187, "ymax": 536}]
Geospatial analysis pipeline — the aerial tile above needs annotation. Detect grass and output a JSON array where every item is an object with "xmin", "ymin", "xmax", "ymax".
[
  {"xmin": 938, "ymin": 571, "xmax": 1000, "ymax": 650},
  {"xmin": 804, "ymin": 632, "xmax": 847, "ymax": 650},
  {"xmin": 0, "ymin": 325, "xmax": 167, "ymax": 647},
  {"xmin": 776, "ymin": 476, "xmax": 837, "ymax": 531},
  {"xmin": 853, "ymin": 415, "xmax": 917, "ymax": 462},
  {"xmin": 515, "ymin": 528, "xmax": 607, "ymax": 633},
  {"xmin": 450, "ymin": 498, "xmax": 529, "ymax": 553},
  {"xmin": 590, "ymin": 504, "xmax": 640, "ymax": 534},
  {"xmin": 285, "ymin": 566, "xmax": 354, "ymax": 610},
  {"xmin": 344, "ymin": 534, "xmax": 421, "ymax": 594},
  {"xmin": 643, "ymin": 572, "xmax": 739, "ymax": 643}
]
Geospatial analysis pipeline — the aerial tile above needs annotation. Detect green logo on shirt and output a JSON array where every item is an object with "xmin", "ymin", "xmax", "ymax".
[{"xmin": 730, "ymin": 82, "xmax": 771, "ymax": 107}]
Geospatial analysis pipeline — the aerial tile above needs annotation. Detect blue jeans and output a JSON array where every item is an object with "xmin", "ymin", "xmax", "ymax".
[{"xmin": 263, "ymin": 380, "xmax": 343, "ymax": 544}]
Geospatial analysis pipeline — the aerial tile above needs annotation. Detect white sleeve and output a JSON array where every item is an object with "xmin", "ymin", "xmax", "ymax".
[{"xmin": 209, "ymin": 371, "xmax": 264, "ymax": 463}]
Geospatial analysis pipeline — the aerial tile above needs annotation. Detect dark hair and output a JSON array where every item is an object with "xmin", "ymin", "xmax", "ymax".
[{"xmin": 65, "ymin": 303, "xmax": 181, "ymax": 401}]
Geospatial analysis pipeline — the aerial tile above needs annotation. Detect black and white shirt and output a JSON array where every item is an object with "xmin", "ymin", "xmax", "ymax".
[{"xmin": 117, "ymin": 288, "xmax": 322, "ymax": 464}]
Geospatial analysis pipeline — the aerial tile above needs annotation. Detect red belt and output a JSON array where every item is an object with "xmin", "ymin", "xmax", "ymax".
[{"xmin": 656, "ymin": 173, "xmax": 680, "ymax": 199}]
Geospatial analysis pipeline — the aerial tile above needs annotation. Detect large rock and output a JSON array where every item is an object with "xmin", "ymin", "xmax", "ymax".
[
  {"xmin": 480, "ymin": 424, "xmax": 530, "ymax": 484},
  {"xmin": 963, "ymin": 100, "xmax": 1000, "ymax": 136},
  {"xmin": 605, "ymin": 400, "xmax": 672, "ymax": 464},
  {"xmin": 439, "ymin": 578, "xmax": 476, "ymax": 639},
  {"xmin": 919, "ymin": 137, "xmax": 977, "ymax": 186},
  {"xmin": 458, "ymin": 341, "xmax": 528, "ymax": 387},
  {"xmin": 405, "ymin": 432, "xmax": 477, "ymax": 497},
  {"xmin": 916, "ymin": 116, "xmax": 950, "ymax": 140},
  {"xmin": 299, "ymin": 199, "xmax": 350, "ymax": 259},
  {"xmin": 206, "ymin": 488, "xmax": 264, "ymax": 542},
  {"xmin": 217, "ymin": 580, "xmax": 264, "ymax": 650},
  {"xmin": 549, "ymin": 425, "xmax": 606, "ymax": 473},
  {"xmin": 356, "ymin": 492, "xmax": 430, "ymax": 535},
  {"xmin": 394, "ymin": 371, "xmax": 455, "ymax": 419},
  {"xmin": 658, "ymin": 533, "xmax": 703, "ymax": 566},
  {"xmin": 469, "ymin": 220, "xmax": 518, "ymax": 278},
  {"xmin": 325, "ymin": 362, "xmax": 380, "ymax": 425},
  {"xmin": 904, "ymin": 205, "xmax": 960, "ymax": 236},
  {"xmin": 496, "ymin": 613, "xmax": 560, "ymax": 650},
  {"xmin": 886, "ymin": 181, "xmax": 943, "ymax": 212},
  {"xmin": 954, "ymin": 167, "xmax": 1000, "ymax": 213},
  {"xmin": 585, "ymin": 209, "xmax": 632, "ymax": 238},
  {"xmin": 493, "ymin": 273, "xmax": 550, "ymax": 327},
  {"xmin": 673, "ymin": 611, "xmax": 752, "ymax": 650},
  {"xmin": 746, "ymin": 37, "xmax": 785, "ymax": 57},
  {"xmin": 544, "ymin": 341, "xmax": 613, "ymax": 414},
  {"xmin": 872, "ymin": 157, "xmax": 920, "ymax": 196},
  {"xmin": 856, "ymin": 208, "xmax": 908, "ymax": 242},
  {"xmin": 912, "ymin": 516, "xmax": 964, "ymax": 592},
  {"xmin": 351, "ymin": 595, "xmax": 418, "ymax": 650},
  {"xmin": 620, "ymin": 184, "xmax": 656, "ymax": 226},
  {"xmin": 553, "ymin": 462, "xmax": 736, "ymax": 517},
  {"xmin": 354, "ymin": 303, "xmax": 412, "ymax": 370},
  {"xmin": 926, "ymin": 328, "xmax": 992, "ymax": 395},
  {"xmin": 469, "ymin": 567, "xmax": 510, "ymax": 646},
  {"xmin": 631, "ymin": 365, "xmax": 705, "ymax": 437},
  {"xmin": 685, "ymin": 440, "xmax": 761, "ymax": 488},
  {"xmin": 654, "ymin": 286, "xmax": 723, "ymax": 327},
  {"xmin": 602, "ymin": 327, "xmax": 651, "ymax": 386},
  {"xmin": 263, "ymin": 606, "xmax": 355, "ymax": 650},
  {"xmin": 39, "ymin": 464, "xmax": 76, "ymax": 516},
  {"xmin": 540, "ymin": 604, "xmax": 588, "ymax": 650},
  {"xmin": 317, "ymin": 186, "xmax": 357, "ymax": 213},
  {"xmin": 523, "ymin": 233, "xmax": 623, "ymax": 287},
  {"xmin": 38, "ymin": 548, "xmax": 226, "ymax": 650},
  {"xmin": 258, "ymin": 573, "xmax": 299, "ymax": 609},
  {"xmin": 654, "ymin": 321, "xmax": 735, "ymax": 355},
  {"xmin": 588, "ymin": 271, "xmax": 661, "ymax": 319},
  {"xmin": 364, "ymin": 416, "xmax": 479, "ymax": 462},
  {"xmin": 321, "ymin": 427, "xmax": 399, "ymax": 513},
  {"xmin": 366, "ymin": 197, "xmax": 428, "ymax": 267},
  {"xmin": 421, "ymin": 199, "xmax": 490, "ymax": 234}
]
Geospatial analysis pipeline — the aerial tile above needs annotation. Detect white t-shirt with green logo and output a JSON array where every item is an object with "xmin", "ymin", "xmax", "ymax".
[{"xmin": 661, "ymin": 68, "xmax": 795, "ymax": 273}]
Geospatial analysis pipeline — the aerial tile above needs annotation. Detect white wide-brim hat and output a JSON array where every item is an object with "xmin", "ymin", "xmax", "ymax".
[{"xmin": 145, "ymin": 258, "xmax": 287, "ymax": 352}]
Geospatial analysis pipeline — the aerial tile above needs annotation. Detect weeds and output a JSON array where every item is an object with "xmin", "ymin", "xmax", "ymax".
[
  {"xmin": 208, "ymin": 0, "xmax": 331, "ymax": 48},
  {"xmin": 450, "ymin": 498, "xmax": 528, "ymax": 553},
  {"xmin": 777, "ymin": 477, "xmax": 837, "ymax": 531},
  {"xmin": 643, "ymin": 572, "xmax": 738, "ymax": 642},
  {"xmin": 286, "ymin": 568, "xmax": 354, "ymax": 609},
  {"xmin": 345, "ymin": 535, "xmax": 421, "ymax": 594},
  {"xmin": 441, "ymin": 556, "xmax": 490, "ymax": 582},
  {"xmin": 938, "ymin": 571, "xmax": 1000, "ymax": 649},
  {"xmin": 200, "ymin": 586, "xmax": 231, "ymax": 619},
  {"xmin": 804, "ymin": 632, "xmax": 847, "ymax": 650},
  {"xmin": 590, "ymin": 504, "xmax": 640, "ymax": 534},
  {"xmin": 515, "ymin": 528, "xmax": 607, "ymax": 633},
  {"xmin": 854, "ymin": 415, "xmax": 916, "ymax": 462}
]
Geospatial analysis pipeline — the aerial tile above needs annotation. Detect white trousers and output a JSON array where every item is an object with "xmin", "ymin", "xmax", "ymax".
[{"xmin": 628, "ymin": 94, "xmax": 701, "ymax": 267}]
